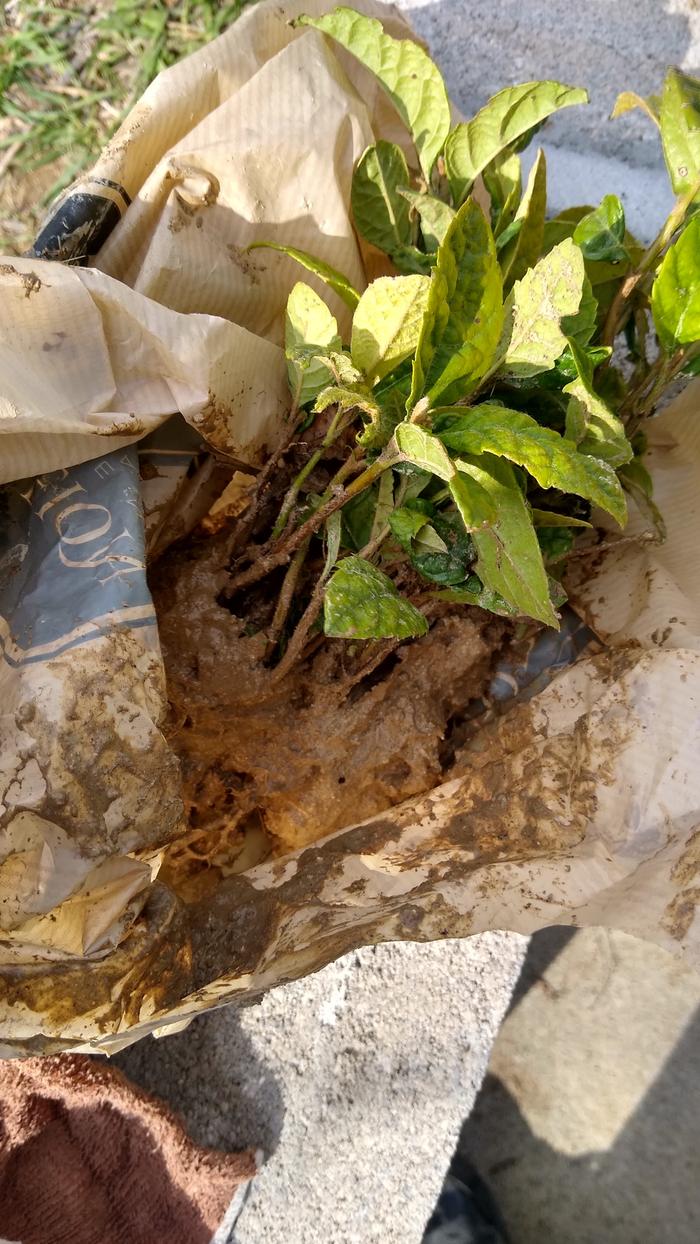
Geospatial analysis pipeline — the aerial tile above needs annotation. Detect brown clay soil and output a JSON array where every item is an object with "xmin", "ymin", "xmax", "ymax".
[{"xmin": 152, "ymin": 528, "xmax": 524, "ymax": 897}]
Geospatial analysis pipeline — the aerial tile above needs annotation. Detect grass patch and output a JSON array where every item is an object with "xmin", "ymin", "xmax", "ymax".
[{"xmin": 0, "ymin": 0, "xmax": 251, "ymax": 249}]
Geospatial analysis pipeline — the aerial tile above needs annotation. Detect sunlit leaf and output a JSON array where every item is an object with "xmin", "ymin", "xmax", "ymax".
[
  {"xmin": 250, "ymin": 241, "xmax": 359, "ymax": 307},
  {"xmin": 409, "ymin": 198, "xmax": 503, "ymax": 408},
  {"xmin": 437, "ymin": 401, "xmax": 627, "ymax": 524},
  {"xmin": 563, "ymin": 339, "xmax": 633, "ymax": 468},
  {"xmin": 495, "ymin": 238, "xmax": 585, "ymax": 377},
  {"xmin": 659, "ymin": 68, "xmax": 700, "ymax": 196},
  {"xmin": 651, "ymin": 216, "xmax": 700, "ymax": 349},
  {"xmin": 297, "ymin": 7, "xmax": 450, "ymax": 179},
  {"xmin": 499, "ymin": 148, "xmax": 547, "ymax": 288},
  {"xmin": 285, "ymin": 282, "xmax": 341, "ymax": 406},
  {"xmin": 351, "ymin": 275, "xmax": 430, "ymax": 384},
  {"xmin": 398, "ymin": 187, "xmax": 455, "ymax": 252},
  {"xmin": 395, "ymin": 422, "xmax": 456, "ymax": 480},
  {"xmin": 444, "ymin": 80, "xmax": 588, "ymax": 205}
]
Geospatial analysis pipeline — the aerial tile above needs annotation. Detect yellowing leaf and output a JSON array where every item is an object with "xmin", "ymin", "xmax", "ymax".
[
  {"xmin": 297, "ymin": 7, "xmax": 450, "ymax": 180},
  {"xmin": 409, "ymin": 198, "xmax": 504, "ymax": 409},
  {"xmin": 314, "ymin": 384, "xmax": 380, "ymax": 421},
  {"xmin": 496, "ymin": 238, "xmax": 585, "ymax": 377},
  {"xmin": 444, "ymin": 80, "xmax": 588, "ymax": 206},
  {"xmin": 500, "ymin": 148, "xmax": 547, "ymax": 289},
  {"xmin": 611, "ymin": 91, "xmax": 660, "ymax": 128},
  {"xmin": 285, "ymin": 282, "xmax": 341, "ymax": 407},
  {"xmin": 483, "ymin": 151, "xmax": 522, "ymax": 236},
  {"xmin": 448, "ymin": 471, "xmax": 496, "ymax": 529},
  {"xmin": 351, "ymin": 275, "xmax": 430, "ymax": 384},
  {"xmin": 323, "ymin": 556, "xmax": 428, "ymax": 638}
]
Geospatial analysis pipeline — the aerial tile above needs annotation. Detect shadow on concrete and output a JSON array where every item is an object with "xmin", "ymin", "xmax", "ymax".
[
  {"xmin": 434, "ymin": 928, "xmax": 700, "ymax": 1243},
  {"xmin": 114, "ymin": 1003, "xmax": 285, "ymax": 1160},
  {"xmin": 505, "ymin": 927, "xmax": 578, "ymax": 1016}
]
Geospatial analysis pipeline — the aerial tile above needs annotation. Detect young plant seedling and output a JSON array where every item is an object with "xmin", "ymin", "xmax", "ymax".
[{"xmin": 233, "ymin": 7, "xmax": 700, "ymax": 668}]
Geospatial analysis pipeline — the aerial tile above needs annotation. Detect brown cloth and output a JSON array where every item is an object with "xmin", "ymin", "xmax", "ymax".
[{"xmin": 0, "ymin": 1053, "xmax": 255, "ymax": 1244}]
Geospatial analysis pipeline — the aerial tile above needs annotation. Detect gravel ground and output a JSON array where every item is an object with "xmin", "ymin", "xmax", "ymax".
[{"xmin": 117, "ymin": 934, "xmax": 528, "ymax": 1243}]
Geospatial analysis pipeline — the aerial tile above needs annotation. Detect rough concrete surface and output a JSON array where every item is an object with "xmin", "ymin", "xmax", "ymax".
[
  {"xmin": 117, "ymin": 934, "xmax": 528, "ymax": 1243},
  {"xmin": 461, "ymin": 929, "xmax": 700, "ymax": 1244},
  {"xmin": 400, "ymin": 0, "xmax": 700, "ymax": 168}
]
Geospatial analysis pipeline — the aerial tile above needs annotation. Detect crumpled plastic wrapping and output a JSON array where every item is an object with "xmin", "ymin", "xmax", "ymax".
[{"xmin": 1, "ymin": 0, "xmax": 699, "ymax": 1055}]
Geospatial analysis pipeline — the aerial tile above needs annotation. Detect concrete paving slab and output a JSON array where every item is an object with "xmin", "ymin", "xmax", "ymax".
[
  {"xmin": 117, "ymin": 934, "xmax": 528, "ymax": 1244},
  {"xmin": 459, "ymin": 928, "xmax": 700, "ymax": 1244}
]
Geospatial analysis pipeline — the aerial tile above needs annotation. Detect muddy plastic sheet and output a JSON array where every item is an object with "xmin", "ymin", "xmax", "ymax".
[{"xmin": 1, "ymin": 0, "xmax": 699, "ymax": 1053}]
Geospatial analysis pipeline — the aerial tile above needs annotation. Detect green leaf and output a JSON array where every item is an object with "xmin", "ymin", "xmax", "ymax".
[
  {"xmin": 554, "ymin": 343, "xmax": 611, "ymax": 381},
  {"xmin": 370, "ymin": 468, "xmax": 395, "ymax": 541},
  {"xmin": 412, "ymin": 512, "xmax": 474, "ymax": 585},
  {"xmin": 619, "ymin": 458, "xmax": 666, "ymax": 539},
  {"xmin": 409, "ymin": 198, "xmax": 504, "ymax": 409},
  {"xmin": 285, "ymin": 282, "xmax": 341, "ymax": 407},
  {"xmin": 659, "ymin": 68, "xmax": 700, "ymax": 196},
  {"xmin": 390, "ymin": 244, "xmax": 436, "ymax": 275},
  {"xmin": 434, "ymin": 576, "xmax": 520, "ymax": 617},
  {"xmin": 351, "ymin": 141, "xmax": 412, "ymax": 258},
  {"xmin": 560, "ymin": 274, "xmax": 597, "ymax": 346},
  {"xmin": 531, "ymin": 509, "xmax": 592, "ymax": 528},
  {"xmin": 496, "ymin": 238, "xmax": 585, "ymax": 378},
  {"xmin": 537, "ymin": 525, "xmax": 575, "ymax": 561},
  {"xmin": 389, "ymin": 507, "xmax": 473, "ymax": 585},
  {"xmin": 351, "ymin": 275, "xmax": 430, "ymax": 384},
  {"xmin": 651, "ymin": 216, "xmax": 700, "ymax": 349},
  {"xmin": 395, "ymin": 422, "xmax": 456, "ymax": 480},
  {"xmin": 323, "ymin": 555, "xmax": 428, "ymax": 638},
  {"xmin": 483, "ymin": 151, "xmax": 522, "ymax": 235},
  {"xmin": 448, "ymin": 470, "xmax": 497, "ymax": 529},
  {"xmin": 495, "ymin": 218, "xmax": 523, "ymax": 251},
  {"xmin": 314, "ymin": 383, "xmax": 380, "ymax": 421},
  {"xmin": 436, "ymin": 402, "xmax": 627, "ymax": 525},
  {"xmin": 398, "ymin": 188, "xmax": 455, "ymax": 252},
  {"xmin": 342, "ymin": 484, "xmax": 380, "ymax": 550},
  {"xmin": 249, "ymin": 241, "xmax": 359, "ymax": 308},
  {"xmin": 296, "ymin": 7, "xmax": 450, "ymax": 180},
  {"xmin": 456, "ymin": 455, "xmax": 558, "ymax": 626},
  {"xmin": 563, "ymin": 339, "xmax": 633, "ymax": 468},
  {"xmin": 573, "ymin": 195, "xmax": 628, "ymax": 263},
  {"xmin": 444, "ymin": 80, "xmax": 588, "ymax": 206},
  {"xmin": 500, "ymin": 148, "xmax": 547, "ymax": 288},
  {"xmin": 389, "ymin": 505, "xmax": 433, "ymax": 552},
  {"xmin": 323, "ymin": 511, "xmax": 343, "ymax": 578},
  {"xmin": 611, "ymin": 91, "xmax": 660, "ymax": 128}
]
